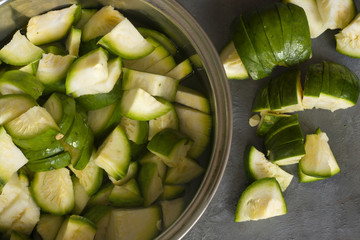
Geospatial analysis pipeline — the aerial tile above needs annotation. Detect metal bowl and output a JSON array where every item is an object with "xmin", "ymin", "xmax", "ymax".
[{"xmin": 0, "ymin": 0, "xmax": 232, "ymax": 239}]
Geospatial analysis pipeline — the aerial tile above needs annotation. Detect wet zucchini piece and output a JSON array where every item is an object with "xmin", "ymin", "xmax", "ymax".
[
  {"xmin": 231, "ymin": 15, "xmax": 268, "ymax": 80},
  {"xmin": 243, "ymin": 9, "xmax": 278, "ymax": 74}
]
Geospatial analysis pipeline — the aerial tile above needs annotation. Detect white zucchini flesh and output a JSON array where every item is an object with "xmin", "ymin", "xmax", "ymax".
[
  {"xmin": 175, "ymin": 104, "xmax": 212, "ymax": 159},
  {"xmin": 98, "ymin": 18, "xmax": 155, "ymax": 60},
  {"xmin": 220, "ymin": 41, "xmax": 249, "ymax": 80},
  {"xmin": 316, "ymin": 0, "xmax": 356, "ymax": 30},
  {"xmin": 122, "ymin": 68, "xmax": 179, "ymax": 101},
  {"xmin": 82, "ymin": 6, "xmax": 124, "ymax": 42},
  {"xmin": 106, "ymin": 207, "xmax": 162, "ymax": 240},
  {"xmin": 335, "ymin": 13, "xmax": 360, "ymax": 58},
  {"xmin": 0, "ymin": 30, "xmax": 44, "ymax": 66},
  {"xmin": 148, "ymin": 106, "xmax": 179, "ymax": 140},
  {"xmin": 235, "ymin": 178, "xmax": 287, "ymax": 222},
  {"xmin": 36, "ymin": 214, "xmax": 64, "ymax": 240},
  {"xmin": 175, "ymin": 85, "xmax": 210, "ymax": 114},
  {"xmin": 73, "ymin": 57, "xmax": 121, "ymax": 97},
  {"xmin": 26, "ymin": 4, "xmax": 80, "ymax": 45},
  {"xmin": 94, "ymin": 126, "xmax": 131, "ymax": 181},
  {"xmin": 66, "ymin": 48, "xmax": 108, "ymax": 95},
  {"xmin": 245, "ymin": 145, "xmax": 293, "ymax": 191},
  {"xmin": 0, "ymin": 127, "xmax": 29, "ymax": 190},
  {"xmin": 119, "ymin": 88, "xmax": 172, "ymax": 121},
  {"xmin": 36, "ymin": 53, "xmax": 76, "ymax": 85},
  {"xmin": 31, "ymin": 168, "xmax": 75, "ymax": 215},
  {"xmin": 285, "ymin": 0, "xmax": 327, "ymax": 38},
  {"xmin": 55, "ymin": 215, "xmax": 96, "ymax": 240},
  {"xmin": 166, "ymin": 58, "xmax": 193, "ymax": 80},
  {"xmin": 299, "ymin": 130, "xmax": 340, "ymax": 178}
]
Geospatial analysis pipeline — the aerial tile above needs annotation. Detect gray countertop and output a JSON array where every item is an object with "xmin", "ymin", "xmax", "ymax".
[{"xmin": 177, "ymin": 0, "xmax": 360, "ymax": 239}]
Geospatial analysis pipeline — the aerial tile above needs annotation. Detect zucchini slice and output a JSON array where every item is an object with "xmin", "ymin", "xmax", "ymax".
[
  {"xmin": 299, "ymin": 128, "xmax": 340, "ymax": 178},
  {"xmin": 243, "ymin": 145, "xmax": 293, "ymax": 191},
  {"xmin": 5, "ymin": 106, "xmax": 61, "ymax": 150},
  {"xmin": 26, "ymin": 151, "xmax": 71, "ymax": 172},
  {"xmin": 120, "ymin": 117, "xmax": 149, "ymax": 145},
  {"xmin": 106, "ymin": 206, "xmax": 162, "ymax": 240},
  {"xmin": 147, "ymin": 128, "xmax": 193, "ymax": 167},
  {"xmin": 284, "ymin": 0, "xmax": 326, "ymax": 38},
  {"xmin": 0, "ymin": 94, "xmax": 37, "ymax": 125},
  {"xmin": 69, "ymin": 150, "xmax": 103, "ymax": 196},
  {"xmin": 235, "ymin": 178, "xmax": 287, "ymax": 222},
  {"xmin": 161, "ymin": 198, "xmax": 185, "ymax": 229},
  {"xmin": 43, "ymin": 93, "xmax": 76, "ymax": 136},
  {"xmin": 166, "ymin": 58, "xmax": 193, "ymax": 81},
  {"xmin": 82, "ymin": 6, "xmax": 124, "ymax": 42},
  {"xmin": 55, "ymin": 215, "xmax": 96, "ymax": 240},
  {"xmin": 138, "ymin": 152, "xmax": 167, "ymax": 180},
  {"xmin": 109, "ymin": 178, "xmax": 144, "ymax": 207},
  {"xmin": 0, "ymin": 30, "xmax": 44, "ymax": 66},
  {"xmin": 231, "ymin": 15, "xmax": 268, "ymax": 80},
  {"xmin": 138, "ymin": 27, "xmax": 178, "ymax": 56},
  {"xmin": 36, "ymin": 53, "xmax": 76, "ymax": 85},
  {"xmin": 72, "ymin": 176, "xmax": 90, "ymax": 215},
  {"xmin": 119, "ymin": 88, "xmax": 172, "ymax": 121},
  {"xmin": 31, "ymin": 168, "xmax": 74, "ymax": 215},
  {"xmin": 160, "ymin": 185, "xmax": 185, "ymax": 200},
  {"xmin": 66, "ymin": 47, "xmax": 109, "ymax": 96},
  {"xmin": 123, "ymin": 38, "xmax": 170, "ymax": 71},
  {"xmin": 0, "ymin": 127, "xmax": 28, "ymax": 191},
  {"xmin": 256, "ymin": 112, "xmax": 290, "ymax": 137},
  {"xmin": 0, "ymin": 70, "xmax": 44, "ymax": 100},
  {"xmin": 83, "ymin": 205, "xmax": 111, "ymax": 240},
  {"xmin": 303, "ymin": 62, "xmax": 323, "ymax": 109},
  {"xmin": 122, "ymin": 68, "xmax": 179, "ymax": 101},
  {"xmin": 316, "ymin": 0, "xmax": 356, "ymax": 30},
  {"xmin": 175, "ymin": 104, "xmax": 212, "ymax": 159},
  {"xmin": 220, "ymin": 41, "xmax": 248, "ymax": 80},
  {"xmin": 175, "ymin": 85, "xmax": 210, "ymax": 114},
  {"xmin": 148, "ymin": 104, "xmax": 179, "ymax": 140},
  {"xmin": 26, "ymin": 4, "xmax": 81, "ymax": 45},
  {"xmin": 165, "ymin": 157, "xmax": 204, "ymax": 185},
  {"xmin": 36, "ymin": 214, "xmax": 64, "ymax": 240},
  {"xmin": 109, "ymin": 161, "xmax": 139, "ymax": 186},
  {"xmin": 335, "ymin": 13, "xmax": 360, "ymax": 58},
  {"xmin": 138, "ymin": 163, "xmax": 164, "ymax": 206},
  {"xmin": 94, "ymin": 125, "xmax": 131, "ymax": 180},
  {"xmin": 66, "ymin": 27, "xmax": 82, "ymax": 57},
  {"xmin": 144, "ymin": 55, "xmax": 176, "ymax": 75},
  {"xmin": 98, "ymin": 18, "xmax": 154, "ymax": 59}
]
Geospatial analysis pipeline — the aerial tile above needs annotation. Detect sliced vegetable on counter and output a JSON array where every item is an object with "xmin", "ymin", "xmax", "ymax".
[
  {"xmin": 235, "ymin": 178, "xmax": 287, "ymax": 222},
  {"xmin": 230, "ymin": 2, "xmax": 311, "ymax": 80},
  {"xmin": 244, "ymin": 145, "xmax": 293, "ymax": 191},
  {"xmin": 299, "ymin": 128, "xmax": 340, "ymax": 178},
  {"xmin": 335, "ymin": 13, "xmax": 360, "ymax": 58}
]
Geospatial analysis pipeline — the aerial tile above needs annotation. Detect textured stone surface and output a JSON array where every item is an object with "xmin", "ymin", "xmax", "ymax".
[{"xmin": 178, "ymin": 0, "xmax": 360, "ymax": 239}]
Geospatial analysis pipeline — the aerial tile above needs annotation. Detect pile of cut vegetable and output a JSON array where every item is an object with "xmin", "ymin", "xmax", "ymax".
[
  {"xmin": 0, "ymin": 4, "xmax": 212, "ymax": 240},
  {"xmin": 220, "ymin": 0, "xmax": 360, "ymax": 222}
]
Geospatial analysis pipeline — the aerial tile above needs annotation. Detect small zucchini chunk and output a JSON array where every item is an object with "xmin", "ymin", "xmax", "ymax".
[
  {"xmin": 220, "ymin": 41, "xmax": 248, "ymax": 80},
  {"xmin": 94, "ymin": 125, "xmax": 131, "ymax": 181},
  {"xmin": 31, "ymin": 168, "xmax": 75, "ymax": 215},
  {"xmin": 0, "ymin": 30, "xmax": 44, "ymax": 66},
  {"xmin": 0, "ymin": 127, "xmax": 28, "ymax": 191},
  {"xmin": 98, "ymin": 18, "xmax": 154, "ymax": 60},
  {"xmin": 55, "ymin": 215, "xmax": 96, "ymax": 240},
  {"xmin": 235, "ymin": 178, "xmax": 287, "ymax": 222},
  {"xmin": 26, "ymin": 4, "xmax": 81, "ymax": 45},
  {"xmin": 82, "ymin": 5, "xmax": 124, "ymax": 42},
  {"xmin": 106, "ymin": 206, "xmax": 162, "ymax": 240}
]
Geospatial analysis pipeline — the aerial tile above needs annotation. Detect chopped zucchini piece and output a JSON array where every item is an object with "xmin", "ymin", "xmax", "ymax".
[
  {"xmin": 165, "ymin": 157, "xmax": 204, "ymax": 185},
  {"xmin": 98, "ymin": 18, "xmax": 154, "ymax": 59},
  {"xmin": 235, "ymin": 178, "xmax": 286, "ymax": 222},
  {"xmin": 31, "ymin": 168, "xmax": 74, "ymax": 215},
  {"xmin": 0, "ymin": 30, "xmax": 44, "ymax": 66},
  {"xmin": 109, "ymin": 178, "xmax": 144, "ymax": 207},
  {"xmin": 0, "ymin": 94, "xmax": 37, "ymax": 125},
  {"xmin": 175, "ymin": 85, "xmax": 210, "ymax": 114},
  {"xmin": 161, "ymin": 197, "xmax": 185, "ymax": 229},
  {"xmin": 36, "ymin": 214, "xmax": 64, "ymax": 240},
  {"xmin": 82, "ymin": 6, "xmax": 124, "ymax": 42},
  {"xmin": 55, "ymin": 215, "xmax": 96, "ymax": 240},
  {"xmin": 220, "ymin": 41, "xmax": 248, "ymax": 80},
  {"xmin": 26, "ymin": 4, "xmax": 81, "ymax": 45}
]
